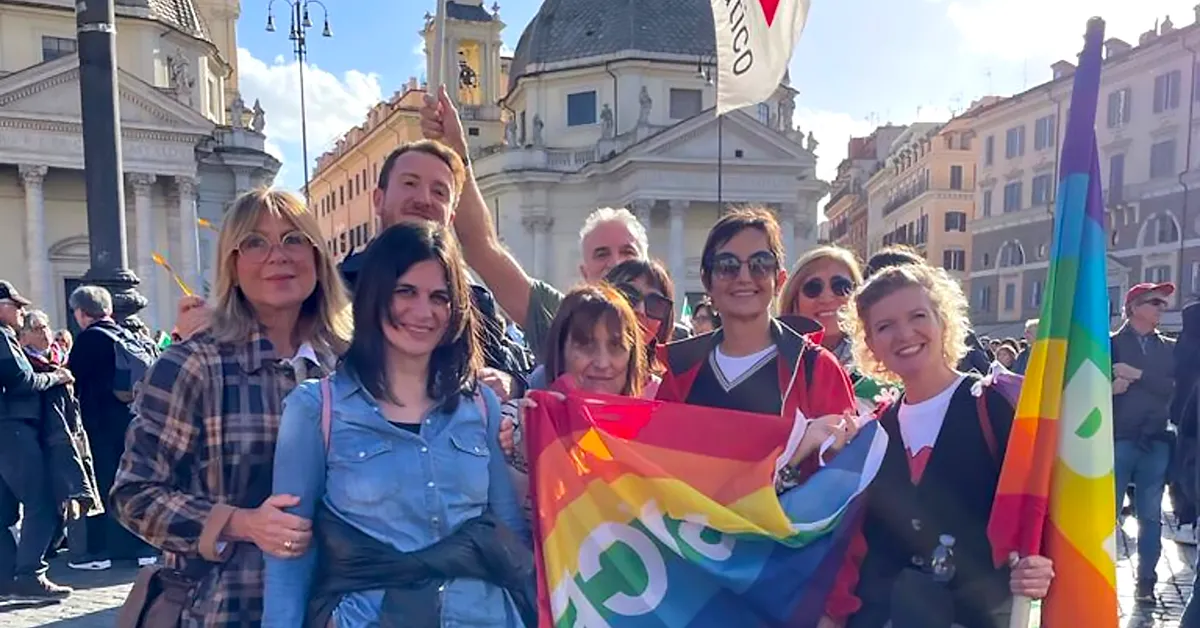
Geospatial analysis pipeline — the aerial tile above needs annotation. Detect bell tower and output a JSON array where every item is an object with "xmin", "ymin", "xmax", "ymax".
[
  {"xmin": 421, "ymin": 0, "xmax": 506, "ymax": 150},
  {"xmin": 192, "ymin": 0, "xmax": 242, "ymax": 108}
]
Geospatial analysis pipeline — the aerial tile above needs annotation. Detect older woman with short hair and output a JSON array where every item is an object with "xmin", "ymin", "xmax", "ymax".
[{"xmin": 112, "ymin": 188, "xmax": 353, "ymax": 627}]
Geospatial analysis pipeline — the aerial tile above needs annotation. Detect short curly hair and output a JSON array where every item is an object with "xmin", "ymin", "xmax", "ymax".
[{"xmin": 844, "ymin": 264, "xmax": 970, "ymax": 382}]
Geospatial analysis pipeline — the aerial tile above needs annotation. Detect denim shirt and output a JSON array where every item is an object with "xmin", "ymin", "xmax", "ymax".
[{"xmin": 263, "ymin": 368, "xmax": 530, "ymax": 627}]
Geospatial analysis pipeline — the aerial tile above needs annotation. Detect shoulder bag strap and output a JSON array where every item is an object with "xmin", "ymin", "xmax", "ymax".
[
  {"xmin": 977, "ymin": 390, "xmax": 999, "ymax": 465},
  {"xmin": 320, "ymin": 377, "xmax": 333, "ymax": 452}
]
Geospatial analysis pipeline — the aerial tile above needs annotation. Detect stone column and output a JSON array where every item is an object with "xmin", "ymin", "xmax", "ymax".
[
  {"xmin": 480, "ymin": 42, "xmax": 492, "ymax": 106},
  {"xmin": 128, "ymin": 173, "xmax": 159, "ymax": 328},
  {"xmin": 668, "ymin": 200, "xmax": 687, "ymax": 299},
  {"xmin": 779, "ymin": 203, "xmax": 797, "ymax": 267},
  {"xmin": 448, "ymin": 38, "xmax": 460, "ymax": 101},
  {"xmin": 18, "ymin": 165, "xmax": 51, "ymax": 312},
  {"xmin": 523, "ymin": 215, "xmax": 554, "ymax": 282},
  {"xmin": 630, "ymin": 199, "xmax": 653, "ymax": 233},
  {"xmin": 175, "ymin": 176, "xmax": 201, "ymax": 289}
]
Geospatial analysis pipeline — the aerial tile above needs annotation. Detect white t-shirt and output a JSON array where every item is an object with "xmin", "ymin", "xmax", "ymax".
[
  {"xmin": 898, "ymin": 375, "xmax": 966, "ymax": 459},
  {"xmin": 713, "ymin": 345, "xmax": 777, "ymax": 384}
]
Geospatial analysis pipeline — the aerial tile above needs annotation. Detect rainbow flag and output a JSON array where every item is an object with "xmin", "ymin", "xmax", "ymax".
[
  {"xmin": 524, "ymin": 390, "xmax": 887, "ymax": 627},
  {"xmin": 986, "ymin": 17, "xmax": 1117, "ymax": 626}
]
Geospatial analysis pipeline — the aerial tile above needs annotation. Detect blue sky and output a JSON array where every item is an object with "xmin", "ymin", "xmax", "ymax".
[{"xmin": 235, "ymin": 0, "xmax": 1189, "ymax": 197}]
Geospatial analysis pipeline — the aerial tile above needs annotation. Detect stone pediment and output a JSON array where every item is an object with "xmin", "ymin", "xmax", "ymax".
[
  {"xmin": 0, "ymin": 54, "xmax": 214, "ymax": 134},
  {"xmin": 631, "ymin": 110, "xmax": 809, "ymax": 164}
]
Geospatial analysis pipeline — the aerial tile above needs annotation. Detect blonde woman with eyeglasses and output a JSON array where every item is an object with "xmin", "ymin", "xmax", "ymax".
[{"xmin": 112, "ymin": 188, "xmax": 353, "ymax": 627}]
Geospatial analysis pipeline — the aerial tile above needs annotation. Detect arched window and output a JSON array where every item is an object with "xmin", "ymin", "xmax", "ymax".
[
  {"xmin": 1141, "ymin": 212, "xmax": 1180, "ymax": 246},
  {"xmin": 998, "ymin": 241, "xmax": 1025, "ymax": 268}
]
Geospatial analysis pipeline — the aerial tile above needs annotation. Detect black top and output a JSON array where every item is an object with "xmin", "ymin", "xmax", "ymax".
[
  {"xmin": 684, "ymin": 348, "xmax": 782, "ymax": 416},
  {"xmin": 851, "ymin": 378, "xmax": 1014, "ymax": 628}
]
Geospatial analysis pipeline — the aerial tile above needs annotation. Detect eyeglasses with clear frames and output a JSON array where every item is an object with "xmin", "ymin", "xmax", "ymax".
[{"xmin": 236, "ymin": 231, "xmax": 315, "ymax": 264}]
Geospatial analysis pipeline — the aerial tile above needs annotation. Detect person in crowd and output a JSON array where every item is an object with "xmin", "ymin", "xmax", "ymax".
[
  {"xmin": 19, "ymin": 309, "xmax": 102, "ymax": 565},
  {"xmin": 1011, "ymin": 319, "xmax": 1038, "ymax": 375},
  {"xmin": 175, "ymin": 138, "xmax": 532, "ymax": 389},
  {"xmin": 842, "ymin": 263, "xmax": 1054, "ymax": 627},
  {"xmin": 863, "ymin": 246, "xmax": 992, "ymax": 374},
  {"xmin": 54, "ymin": 329, "xmax": 72, "ymax": 355},
  {"xmin": 690, "ymin": 297, "xmax": 720, "ymax": 335},
  {"xmin": 779, "ymin": 245, "xmax": 863, "ymax": 365},
  {"xmin": 0, "ymin": 281, "xmax": 74, "ymax": 600},
  {"xmin": 112, "ymin": 188, "xmax": 353, "ymax": 626},
  {"xmin": 264, "ymin": 221, "xmax": 531, "ymax": 627},
  {"xmin": 66, "ymin": 285, "xmax": 158, "ymax": 570},
  {"xmin": 994, "ymin": 341, "xmax": 1019, "ymax": 370},
  {"xmin": 418, "ymin": 86, "xmax": 686, "ymax": 356},
  {"xmin": 654, "ymin": 208, "xmax": 861, "ymax": 627},
  {"xmin": 1176, "ymin": 301, "xmax": 1200, "ymax": 621},
  {"xmin": 1110, "ymin": 282, "xmax": 1177, "ymax": 604}
]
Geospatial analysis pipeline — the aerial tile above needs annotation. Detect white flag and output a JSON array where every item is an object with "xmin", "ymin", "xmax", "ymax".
[{"xmin": 710, "ymin": 0, "xmax": 811, "ymax": 115}]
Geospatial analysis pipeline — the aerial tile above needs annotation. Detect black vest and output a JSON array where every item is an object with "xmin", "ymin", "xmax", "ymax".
[{"xmin": 852, "ymin": 378, "xmax": 1014, "ymax": 628}]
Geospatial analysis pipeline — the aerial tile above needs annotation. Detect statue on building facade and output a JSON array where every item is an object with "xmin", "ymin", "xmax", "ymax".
[
  {"xmin": 600, "ymin": 104, "xmax": 614, "ymax": 138},
  {"xmin": 251, "ymin": 99, "xmax": 266, "ymax": 133},
  {"xmin": 638, "ymin": 86, "xmax": 652, "ymax": 125},
  {"xmin": 229, "ymin": 93, "xmax": 246, "ymax": 128},
  {"xmin": 168, "ymin": 50, "xmax": 194, "ymax": 106},
  {"xmin": 806, "ymin": 131, "xmax": 819, "ymax": 152},
  {"xmin": 504, "ymin": 117, "xmax": 518, "ymax": 147},
  {"xmin": 531, "ymin": 114, "xmax": 545, "ymax": 147},
  {"xmin": 778, "ymin": 97, "xmax": 795, "ymax": 132}
]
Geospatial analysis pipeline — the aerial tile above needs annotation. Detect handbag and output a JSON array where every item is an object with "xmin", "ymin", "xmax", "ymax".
[{"xmin": 116, "ymin": 564, "xmax": 206, "ymax": 628}]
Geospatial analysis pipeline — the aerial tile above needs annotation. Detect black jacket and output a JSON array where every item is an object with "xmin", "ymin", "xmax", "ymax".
[
  {"xmin": 0, "ymin": 325, "xmax": 58, "ymax": 421},
  {"xmin": 25, "ymin": 346, "xmax": 103, "ymax": 515},
  {"xmin": 69, "ymin": 319, "xmax": 136, "ymax": 453},
  {"xmin": 1110, "ymin": 323, "xmax": 1176, "ymax": 441},
  {"xmin": 851, "ymin": 379, "xmax": 1014, "ymax": 628},
  {"xmin": 306, "ymin": 507, "xmax": 536, "ymax": 628}
]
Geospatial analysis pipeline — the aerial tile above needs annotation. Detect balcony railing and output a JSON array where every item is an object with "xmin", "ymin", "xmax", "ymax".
[
  {"xmin": 826, "ymin": 181, "xmax": 863, "ymax": 210},
  {"xmin": 882, "ymin": 180, "xmax": 929, "ymax": 216}
]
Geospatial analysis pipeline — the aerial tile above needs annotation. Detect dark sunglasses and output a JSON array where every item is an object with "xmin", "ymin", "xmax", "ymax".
[
  {"xmin": 801, "ymin": 275, "xmax": 856, "ymax": 299},
  {"xmin": 614, "ymin": 283, "xmax": 673, "ymax": 322},
  {"xmin": 711, "ymin": 251, "xmax": 779, "ymax": 281}
]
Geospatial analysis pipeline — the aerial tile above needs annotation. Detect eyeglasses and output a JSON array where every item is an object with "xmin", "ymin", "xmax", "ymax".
[
  {"xmin": 613, "ymin": 283, "xmax": 673, "ymax": 322},
  {"xmin": 236, "ymin": 230, "xmax": 315, "ymax": 264},
  {"xmin": 711, "ymin": 251, "xmax": 779, "ymax": 281},
  {"xmin": 801, "ymin": 275, "xmax": 856, "ymax": 299},
  {"xmin": 1141, "ymin": 298, "xmax": 1169, "ymax": 308}
]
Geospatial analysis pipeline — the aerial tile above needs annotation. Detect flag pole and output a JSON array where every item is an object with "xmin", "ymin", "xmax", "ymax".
[{"xmin": 430, "ymin": 0, "xmax": 447, "ymax": 90}]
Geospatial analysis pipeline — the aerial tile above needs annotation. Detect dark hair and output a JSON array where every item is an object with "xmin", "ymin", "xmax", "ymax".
[
  {"xmin": 863, "ymin": 245, "xmax": 926, "ymax": 279},
  {"xmin": 699, "ymin": 207, "xmax": 785, "ymax": 290},
  {"xmin": 693, "ymin": 297, "xmax": 720, "ymax": 328},
  {"xmin": 344, "ymin": 222, "xmax": 481, "ymax": 411},
  {"xmin": 377, "ymin": 139, "xmax": 466, "ymax": 196},
  {"xmin": 604, "ymin": 258, "xmax": 675, "ymax": 344},
  {"xmin": 543, "ymin": 284, "xmax": 647, "ymax": 397}
]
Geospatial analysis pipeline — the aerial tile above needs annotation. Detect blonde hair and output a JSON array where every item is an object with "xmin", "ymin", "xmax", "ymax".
[
  {"xmin": 844, "ymin": 264, "xmax": 969, "ymax": 382},
  {"xmin": 779, "ymin": 245, "xmax": 863, "ymax": 316},
  {"xmin": 210, "ymin": 188, "xmax": 353, "ymax": 356}
]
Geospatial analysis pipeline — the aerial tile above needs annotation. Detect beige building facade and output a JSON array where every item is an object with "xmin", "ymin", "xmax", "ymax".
[
  {"xmin": 864, "ymin": 117, "xmax": 979, "ymax": 283},
  {"xmin": 967, "ymin": 12, "xmax": 1200, "ymax": 333},
  {"xmin": 0, "ymin": 0, "xmax": 279, "ymax": 331}
]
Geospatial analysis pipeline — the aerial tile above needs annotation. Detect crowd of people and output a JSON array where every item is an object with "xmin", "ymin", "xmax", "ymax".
[{"xmin": 0, "ymin": 84, "xmax": 1192, "ymax": 627}]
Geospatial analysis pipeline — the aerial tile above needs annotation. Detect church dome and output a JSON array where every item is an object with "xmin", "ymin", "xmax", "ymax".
[{"xmin": 507, "ymin": 0, "xmax": 716, "ymax": 93}]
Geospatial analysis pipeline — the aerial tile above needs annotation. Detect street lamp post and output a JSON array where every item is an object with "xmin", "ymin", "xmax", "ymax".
[
  {"xmin": 697, "ymin": 55, "xmax": 723, "ymax": 209},
  {"xmin": 265, "ymin": 0, "xmax": 332, "ymax": 207},
  {"xmin": 75, "ymin": 0, "xmax": 147, "ymax": 325}
]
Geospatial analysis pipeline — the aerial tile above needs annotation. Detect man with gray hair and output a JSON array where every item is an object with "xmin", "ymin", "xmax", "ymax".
[{"xmin": 67, "ymin": 285, "xmax": 156, "ymax": 570}]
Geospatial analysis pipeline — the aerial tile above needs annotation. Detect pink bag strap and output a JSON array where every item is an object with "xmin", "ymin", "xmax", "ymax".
[{"xmin": 320, "ymin": 377, "xmax": 333, "ymax": 451}]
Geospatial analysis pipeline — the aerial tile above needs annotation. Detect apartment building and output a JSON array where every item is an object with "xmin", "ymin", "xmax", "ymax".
[
  {"xmin": 823, "ymin": 125, "xmax": 906, "ymax": 261},
  {"xmin": 864, "ymin": 117, "xmax": 980, "ymax": 283},
  {"xmin": 967, "ymin": 12, "xmax": 1199, "ymax": 333}
]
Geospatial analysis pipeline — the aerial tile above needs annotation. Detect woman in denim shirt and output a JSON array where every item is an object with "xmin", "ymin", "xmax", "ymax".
[{"xmin": 264, "ymin": 222, "xmax": 530, "ymax": 627}]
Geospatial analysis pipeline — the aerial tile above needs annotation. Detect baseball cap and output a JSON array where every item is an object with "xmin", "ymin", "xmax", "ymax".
[
  {"xmin": 0, "ymin": 280, "xmax": 31, "ymax": 307},
  {"xmin": 1124, "ymin": 282, "xmax": 1175, "ymax": 306}
]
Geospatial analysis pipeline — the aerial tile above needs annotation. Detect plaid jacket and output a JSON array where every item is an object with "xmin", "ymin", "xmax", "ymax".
[{"xmin": 112, "ymin": 329, "xmax": 330, "ymax": 628}]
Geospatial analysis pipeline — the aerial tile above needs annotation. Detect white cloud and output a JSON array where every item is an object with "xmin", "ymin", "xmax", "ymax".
[
  {"xmin": 946, "ymin": 0, "xmax": 1193, "ymax": 61},
  {"xmin": 236, "ymin": 48, "xmax": 384, "ymax": 189}
]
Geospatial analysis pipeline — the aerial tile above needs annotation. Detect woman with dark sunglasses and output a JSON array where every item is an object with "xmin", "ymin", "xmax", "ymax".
[
  {"xmin": 656, "ymin": 208, "xmax": 863, "ymax": 628},
  {"xmin": 779, "ymin": 246, "xmax": 863, "ymax": 366}
]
